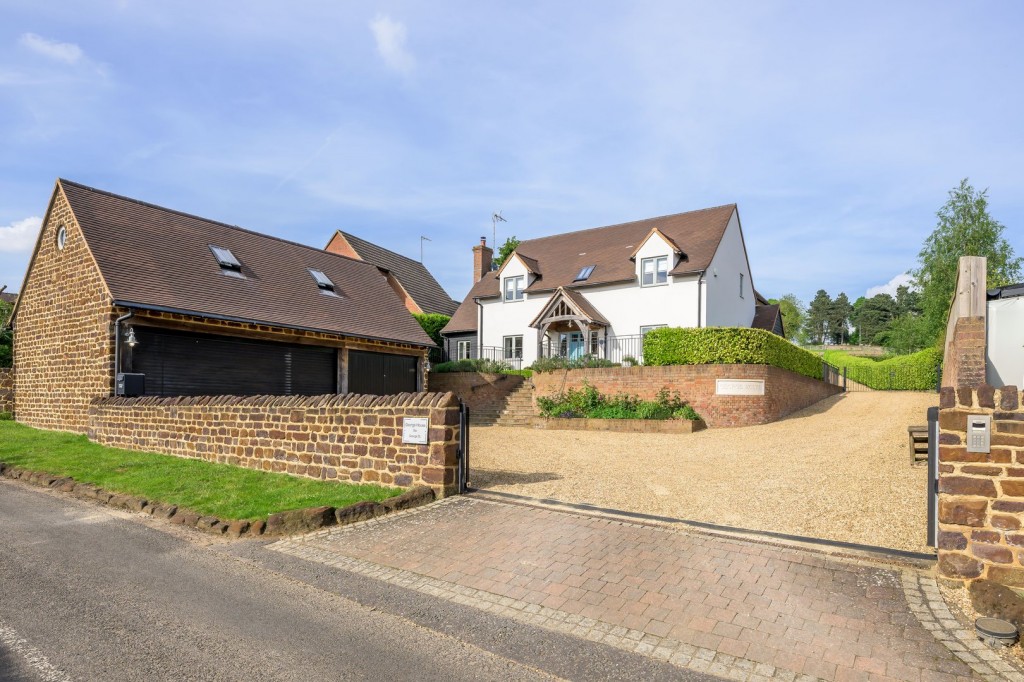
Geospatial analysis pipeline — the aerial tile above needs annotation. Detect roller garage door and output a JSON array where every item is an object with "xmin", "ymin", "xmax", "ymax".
[
  {"xmin": 131, "ymin": 327, "xmax": 337, "ymax": 397},
  {"xmin": 347, "ymin": 350, "xmax": 418, "ymax": 395}
]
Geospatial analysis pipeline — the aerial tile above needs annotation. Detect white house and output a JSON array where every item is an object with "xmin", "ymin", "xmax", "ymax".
[{"xmin": 441, "ymin": 204, "xmax": 781, "ymax": 366}]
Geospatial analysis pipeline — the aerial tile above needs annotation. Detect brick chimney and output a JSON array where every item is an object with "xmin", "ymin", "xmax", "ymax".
[{"xmin": 472, "ymin": 236, "xmax": 493, "ymax": 284}]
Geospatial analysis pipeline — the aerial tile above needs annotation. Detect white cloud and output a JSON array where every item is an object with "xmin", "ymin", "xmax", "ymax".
[
  {"xmin": 0, "ymin": 217, "xmax": 42, "ymax": 253},
  {"xmin": 370, "ymin": 15, "xmax": 415, "ymax": 74},
  {"xmin": 19, "ymin": 33, "xmax": 84, "ymax": 65},
  {"xmin": 866, "ymin": 272, "xmax": 914, "ymax": 298}
]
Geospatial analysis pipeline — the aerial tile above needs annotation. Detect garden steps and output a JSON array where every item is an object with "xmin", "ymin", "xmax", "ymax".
[{"xmin": 493, "ymin": 383, "xmax": 537, "ymax": 427}]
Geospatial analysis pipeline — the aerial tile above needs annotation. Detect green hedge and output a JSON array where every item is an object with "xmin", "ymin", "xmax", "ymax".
[
  {"xmin": 822, "ymin": 348, "xmax": 941, "ymax": 391},
  {"xmin": 431, "ymin": 358, "xmax": 533, "ymax": 377},
  {"xmin": 643, "ymin": 327, "xmax": 823, "ymax": 380}
]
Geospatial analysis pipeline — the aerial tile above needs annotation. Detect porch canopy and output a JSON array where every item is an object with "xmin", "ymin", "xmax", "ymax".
[{"xmin": 529, "ymin": 287, "xmax": 609, "ymax": 357}]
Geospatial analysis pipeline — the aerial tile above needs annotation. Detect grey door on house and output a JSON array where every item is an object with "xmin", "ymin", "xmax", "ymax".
[{"xmin": 347, "ymin": 351, "xmax": 418, "ymax": 395}]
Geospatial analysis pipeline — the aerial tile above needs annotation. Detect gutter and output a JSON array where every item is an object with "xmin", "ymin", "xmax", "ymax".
[{"xmin": 110, "ymin": 300, "xmax": 434, "ymax": 349}]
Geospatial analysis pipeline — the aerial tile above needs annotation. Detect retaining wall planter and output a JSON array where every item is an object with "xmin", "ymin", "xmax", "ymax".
[{"xmin": 531, "ymin": 417, "xmax": 706, "ymax": 433}]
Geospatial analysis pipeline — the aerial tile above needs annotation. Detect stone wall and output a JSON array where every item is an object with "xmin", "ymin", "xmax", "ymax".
[
  {"xmin": 937, "ymin": 385, "xmax": 1024, "ymax": 584},
  {"xmin": 531, "ymin": 365, "xmax": 842, "ymax": 428},
  {"xmin": 428, "ymin": 372, "xmax": 525, "ymax": 417},
  {"xmin": 88, "ymin": 392, "xmax": 462, "ymax": 496},
  {"xmin": 13, "ymin": 186, "xmax": 116, "ymax": 433},
  {"xmin": 0, "ymin": 367, "xmax": 13, "ymax": 415}
]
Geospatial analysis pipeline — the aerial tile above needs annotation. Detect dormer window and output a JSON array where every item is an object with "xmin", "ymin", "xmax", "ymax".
[
  {"xmin": 504, "ymin": 275, "xmax": 524, "ymax": 301},
  {"xmin": 309, "ymin": 269, "xmax": 340, "ymax": 296},
  {"xmin": 209, "ymin": 245, "xmax": 244, "ymax": 277},
  {"xmin": 574, "ymin": 265, "xmax": 596, "ymax": 282},
  {"xmin": 641, "ymin": 256, "xmax": 668, "ymax": 286}
]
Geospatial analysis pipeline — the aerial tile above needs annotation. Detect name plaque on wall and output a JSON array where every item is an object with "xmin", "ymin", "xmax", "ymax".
[
  {"xmin": 716, "ymin": 379, "xmax": 765, "ymax": 396},
  {"xmin": 402, "ymin": 417, "xmax": 429, "ymax": 444}
]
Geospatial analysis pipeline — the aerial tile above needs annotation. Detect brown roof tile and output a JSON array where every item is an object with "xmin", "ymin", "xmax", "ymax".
[
  {"xmin": 442, "ymin": 204, "xmax": 736, "ymax": 334},
  {"xmin": 752, "ymin": 303, "xmax": 784, "ymax": 337},
  {"xmin": 59, "ymin": 180, "xmax": 434, "ymax": 347}
]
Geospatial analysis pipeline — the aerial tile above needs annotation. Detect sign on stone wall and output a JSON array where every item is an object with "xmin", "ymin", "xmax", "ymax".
[
  {"xmin": 716, "ymin": 379, "xmax": 765, "ymax": 396},
  {"xmin": 402, "ymin": 417, "xmax": 429, "ymax": 444}
]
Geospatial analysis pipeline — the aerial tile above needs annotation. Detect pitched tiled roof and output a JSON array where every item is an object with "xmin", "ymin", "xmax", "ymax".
[
  {"xmin": 334, "ymin": 232, "xmax": 459, "ymax": 316},
  {"xmin": 441, "ymin": 205, "xmax": 736, "ymax": 334},
  {"xmin": 57, "ymin": 181, "xmax": 434, "ymax": 347},
  {"xmin": 528, "ymin": 287, "xmax": 609, "ymax": 328},
  {"xmin": 752, "ymin": 303, "xmax": 784, "ymax": 337}
]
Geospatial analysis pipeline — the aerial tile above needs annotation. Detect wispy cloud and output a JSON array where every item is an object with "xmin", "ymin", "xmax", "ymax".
[
  {"xmin": 0, "ymin": 217, "xmax": 42, "ymax": 253},
  {"xmin": 370, "ymin": 15, "xmax": 415, "ymax": 75},
  {"xmin": 19, "ymin": 33, "xmax": 83, "ymax": 65},
  {"xmin": 866, "ymin": 272, "xmax": 914, "ymax": 298}
]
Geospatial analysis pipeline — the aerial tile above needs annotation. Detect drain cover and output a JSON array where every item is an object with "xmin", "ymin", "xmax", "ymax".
[{"xmin": 976, "ymin": 617, "xmax": 1018, "ymax": 641}]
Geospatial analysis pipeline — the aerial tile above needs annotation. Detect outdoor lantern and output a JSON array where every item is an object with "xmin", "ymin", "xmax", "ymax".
[{"xmin": 125, "ymin": 327, "xmax": 138, "ymax": 349}]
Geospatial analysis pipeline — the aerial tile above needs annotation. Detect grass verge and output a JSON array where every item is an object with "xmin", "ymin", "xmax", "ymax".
[{"xmin": 0, "ymin": 421, "xmax": 402, "ymax": 520}]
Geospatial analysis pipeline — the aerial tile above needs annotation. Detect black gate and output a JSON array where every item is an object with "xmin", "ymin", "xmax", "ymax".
[
  {"xmin": 457, "ymin": 401, "xmax": 470, "ymax": 494},
  {"xmin": 347, "ymin": 350, "xmax": 418, "ymax": 395}
]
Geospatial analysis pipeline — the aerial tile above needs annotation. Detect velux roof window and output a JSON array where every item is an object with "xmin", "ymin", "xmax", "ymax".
[
  {"xmin": 309, "ymin": 268, "xmax": 338, "ymax": 295},
  {"xmin": 574, "ymin": 265, "xmax": 596, "ymax": 282},
  {"xmin": 209, "ymin": 245, "xmax": 244, "ymax": 277}
]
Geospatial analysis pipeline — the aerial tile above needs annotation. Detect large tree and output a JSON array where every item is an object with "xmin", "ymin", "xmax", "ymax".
[
  {"xmin": 854, "ymin": 293, "xmax": 897, "ymax": 346},
  {"xmin": 491, "ymin": 236, "xmax": 521, "ymax": 269},
  {"xmin": 912, "ymin": 179, "xmax": 1022, "ymax": 340},
  {"xmin": 806, "ymin": 289, "xmax": 832, "ymax": 344},
  {"xmin": 768, "ymin": 294, "xmax": 805, "ymax": 343},
  {"xmin": 828, "ymin": 292, "xmax": 853, "ymax": 344}
]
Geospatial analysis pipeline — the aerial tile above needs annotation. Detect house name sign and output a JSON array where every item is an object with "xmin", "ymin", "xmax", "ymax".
[
  {"xmin": 715, "ymin": 379, "xmax": 765, "ymax": 396},
  {"xmin": 402, "ymin": 417, "xmax": 429, "ymax": 444}
]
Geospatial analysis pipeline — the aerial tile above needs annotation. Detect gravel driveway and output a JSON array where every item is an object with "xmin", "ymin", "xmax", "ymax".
[{"xmin": 471, "ymin": 392, "xmax": 937, "ymax": 553}]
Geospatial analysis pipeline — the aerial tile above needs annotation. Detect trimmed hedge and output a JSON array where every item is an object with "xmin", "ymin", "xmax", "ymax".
[
  {"xmin": 822, "ymin": 348, "xmax": 941, "ymax": 391},
  {"xmin": 643, "ymin": 327, "xmax": 823, "ymax": 380}
]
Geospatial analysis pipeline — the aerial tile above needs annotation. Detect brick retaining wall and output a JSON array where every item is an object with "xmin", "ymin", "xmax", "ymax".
[
  {"xmin": 936, "ymin": 385, "xmax": 1024, "ymax": 585},
  {"xmin": 428, "ymin": 372, "xmax": 525, "ymax": 418},
  {"xmin": 0, "ymin": 367, "xmax": 12, "ymax": 415},
  {"xmin": 531, "ymin": 365, "xmax": 842, "ymax": 428},
  {"xmin": 87, "ymin": 392, "xmax": 462, "ymax": 496}
]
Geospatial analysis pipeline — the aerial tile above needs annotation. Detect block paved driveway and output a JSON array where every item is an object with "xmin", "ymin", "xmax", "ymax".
[{"xmin": 274, "ymin": 496, "xmax": 1016, "ymax": 682}]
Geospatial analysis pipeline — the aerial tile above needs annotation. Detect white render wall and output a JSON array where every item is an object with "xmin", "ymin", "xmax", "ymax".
[{"xmin": 703, "ymin": 211, "xmax": 756, "ymax": 328}]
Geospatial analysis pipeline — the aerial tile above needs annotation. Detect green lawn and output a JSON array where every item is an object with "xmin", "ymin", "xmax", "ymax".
[{"xmin": 0, "ymin": 420, "xmax": 402, "ymax": 520}]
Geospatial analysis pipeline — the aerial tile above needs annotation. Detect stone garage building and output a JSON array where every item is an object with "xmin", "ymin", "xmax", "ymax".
[{"xmin": 7, "ymin": 179, "xmax": 435, "ymax": 434}]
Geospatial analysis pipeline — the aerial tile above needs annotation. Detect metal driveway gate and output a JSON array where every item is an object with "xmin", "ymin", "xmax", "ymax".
[{"xmin": 457, "ymin": 401, "xmax": 470, "ymax": 493}]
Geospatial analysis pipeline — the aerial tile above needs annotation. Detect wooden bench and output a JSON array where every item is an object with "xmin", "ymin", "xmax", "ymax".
[{"xmin": 908, "ymin": 425, "xmax": 928, "ymax": 465}]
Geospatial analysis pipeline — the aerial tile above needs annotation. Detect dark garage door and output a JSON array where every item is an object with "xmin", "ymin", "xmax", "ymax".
[
  {"xmin": 348, "ymin": 351, "xmax": 418, "ymax": 395},
  {"xmin": 131, "ymin": 327, "xmax": 337, "ymax": 397}
]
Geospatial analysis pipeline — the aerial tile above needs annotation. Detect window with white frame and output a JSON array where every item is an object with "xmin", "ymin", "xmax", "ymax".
[
  {"xmin": 456, "ymin": 340, "xmax": 472, "ymax": 360},
  {"xmin": 504, "ymin": 275, "xmax": 525, "ymax": 301},
  {"xmin": 641, "ymin": 256, "xmax": 668, "ymax": 286},
  {"xmin": 640, "ymin": 324, "xmax": 667, "ymax": 336},
  {"xmin": 503, "ymin": 335, "xmax": 523, "ymax": 359},
  {"xmin": 739, "ymin": 273, "xmax": 744, "ymax": 298},
  {"xmin": 589, "ymin": 330, "xmax": 600, "ymax": 355}
]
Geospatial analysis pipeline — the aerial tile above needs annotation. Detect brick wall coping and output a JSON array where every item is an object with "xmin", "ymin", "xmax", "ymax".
[{"xmin": 90, "ymin": 391, "xmax": 460, "ymax": 410}]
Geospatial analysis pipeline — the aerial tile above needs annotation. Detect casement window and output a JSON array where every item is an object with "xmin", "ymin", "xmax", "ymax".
[
  {"xmin": 589, "ymin": 330, "xmax": 600, "ymax": 355},
  {"xmin": 503, "ymin": 335, "xmax": 523, "ymax": 359},
  {"xmin": 739, "ymin": 273, "xmax": 745, "ymax": 298},
  {"xmin": 456, "ymin": 340, "xmax": 472, "ymax": 360},
  {"xmin": 640, "ymin": 324, "xmax": 667, "ymax": 336},
  {"xmin": 641, "ymin": 256, "xmax": 668, "ymax": 286},
  {"xmin": 504, "ymin": 275, "xmax": 525, "ymax": 301}
]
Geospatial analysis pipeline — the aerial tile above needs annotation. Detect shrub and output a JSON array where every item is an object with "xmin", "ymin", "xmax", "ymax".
[
  {"xmin": 432, "ymin": 358, "xmax": 513, "ymax": 373},
  {"xmin": 643, "ymin": 327, "xmax": 823, "ymax": 380},
  {"xmin": 622, "ymin": 355, "xmax": 639, "ymax": 367},
  {"xmin": 822, "ymin": 348, "xmax": 941, "ymax": 391},
  {"xmin": 528, "ymin": 354, "xmax": 621, "ymax": 373},
  {"xmin": 412, "ymin": 313, "xmax": 451, "ymax": 348},
  {"xmin": 537, "ymin": 384, "xmax": 701, "ymax": 421}
]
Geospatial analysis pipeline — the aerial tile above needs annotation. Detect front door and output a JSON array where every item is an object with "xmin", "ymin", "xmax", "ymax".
[{"xmin": 567, "ymin": 332, "xmax": 585, "ymax": 360}]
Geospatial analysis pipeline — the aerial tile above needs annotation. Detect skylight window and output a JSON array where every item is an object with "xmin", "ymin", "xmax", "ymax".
[
  {"xmin": 309, "ymin": 269, "xmax": 336, "ymax": 293},
  {"xmin": 209, "ymin": 245, "xmax": 242, "ymax": 271},
  {"xmin": 574, "ymin": 265, "xmax": 596, "ymax": 282}
]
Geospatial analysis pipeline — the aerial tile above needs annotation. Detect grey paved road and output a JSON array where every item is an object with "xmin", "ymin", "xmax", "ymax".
[{"xmin": 0, "ymin": 479, "xmax": 713, "ymax": 681}]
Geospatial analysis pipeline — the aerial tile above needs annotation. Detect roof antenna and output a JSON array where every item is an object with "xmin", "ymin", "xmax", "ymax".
[
  {"xmin": 419, "ymin": 235, "xmax": 431, "ymax": 263},
  {"xmin": 492, "ymin": 211, "xmax": 507, "ymax": 254}
]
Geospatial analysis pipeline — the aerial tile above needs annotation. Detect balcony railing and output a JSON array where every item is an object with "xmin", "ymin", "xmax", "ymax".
[{"xmin": 537, "ymin": 334, "xmax": 646, "ymax": 366}]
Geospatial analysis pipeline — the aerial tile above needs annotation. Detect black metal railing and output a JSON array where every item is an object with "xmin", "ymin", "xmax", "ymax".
[
  {"xmin": 823, "ymin": 360, "xmax": 942, "ymax": 392},
  {"xmin": 536, "ymin": 334, "xmax": 646, "ymax": 366}
]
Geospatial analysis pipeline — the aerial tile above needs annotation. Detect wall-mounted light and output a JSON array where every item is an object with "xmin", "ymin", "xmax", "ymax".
[{"xmin": 126, "ymin": 327, "xmax": 138, "ymax": 349}]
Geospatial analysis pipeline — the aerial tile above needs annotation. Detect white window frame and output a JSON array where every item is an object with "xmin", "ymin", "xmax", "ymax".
[
  {"xmin": 640, "ymin": 324, "xmax": 667, "ymax": 336},
  {"xmin": 456, "ymin": 340, "xmax": 472, "ymax": 360},
  {"xmin": 641, "ymin": 256, "xmax": 668, "ymax": 287},
  {"xmin": 503, "ymin": 335, "xmax": 523, "ymax": 359},
  {"xmin": 589, "ymin": 330, "xmax": 601, "ymax": 355},
  {"xmin": 504, "ymin": 275, "xmax": 525, "ymax": 301}
]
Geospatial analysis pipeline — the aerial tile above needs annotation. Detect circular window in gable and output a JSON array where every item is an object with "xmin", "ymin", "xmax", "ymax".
[{"xmin": 56, "ymin": 225, "xmax": 67, "ymax": 250}]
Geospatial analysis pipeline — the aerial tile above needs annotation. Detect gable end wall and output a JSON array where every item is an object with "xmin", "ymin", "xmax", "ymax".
[{"xmin": 13, "ymin": 188, "xmax": 115, "ymax": 433}]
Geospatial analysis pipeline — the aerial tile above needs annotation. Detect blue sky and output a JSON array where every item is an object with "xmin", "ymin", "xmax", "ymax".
[{"xmin": 2, "ymin": 1, "xmax": 1023, "ymax": 309}]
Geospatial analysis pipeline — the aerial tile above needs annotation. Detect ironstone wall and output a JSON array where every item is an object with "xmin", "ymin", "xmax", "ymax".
[
  {"xmin": 0, "ymin": 367, "xmax": 13, "ymax": 415},
  {"xmin": 88, "ymin": 391, "xmax": 462, "ymax": 496}
]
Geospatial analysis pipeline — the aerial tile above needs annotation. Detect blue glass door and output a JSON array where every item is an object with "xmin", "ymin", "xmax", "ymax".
[{"xmin": 568, "ymin": 332, "xmax": 585, "ymax": 360}]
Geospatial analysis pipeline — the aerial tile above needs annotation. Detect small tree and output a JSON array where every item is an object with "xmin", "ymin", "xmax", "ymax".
[
  {"xmin": 829, "ymin": 292, "xmax": 853, "ymax": 344},
  {"xmin": 491, "ymin": 236, "xmax": 521, "ymax": 269},
  {"xmin": 912, "ymin": 179, "xmax": 1022, "ymax": 340},
  {"xmin": 412, "ymin": 313, "xmax": 450, "ymax": 348},
  {"xmin": 769, "ymin": 294, "xmax": 805, "ymax": 343}
]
